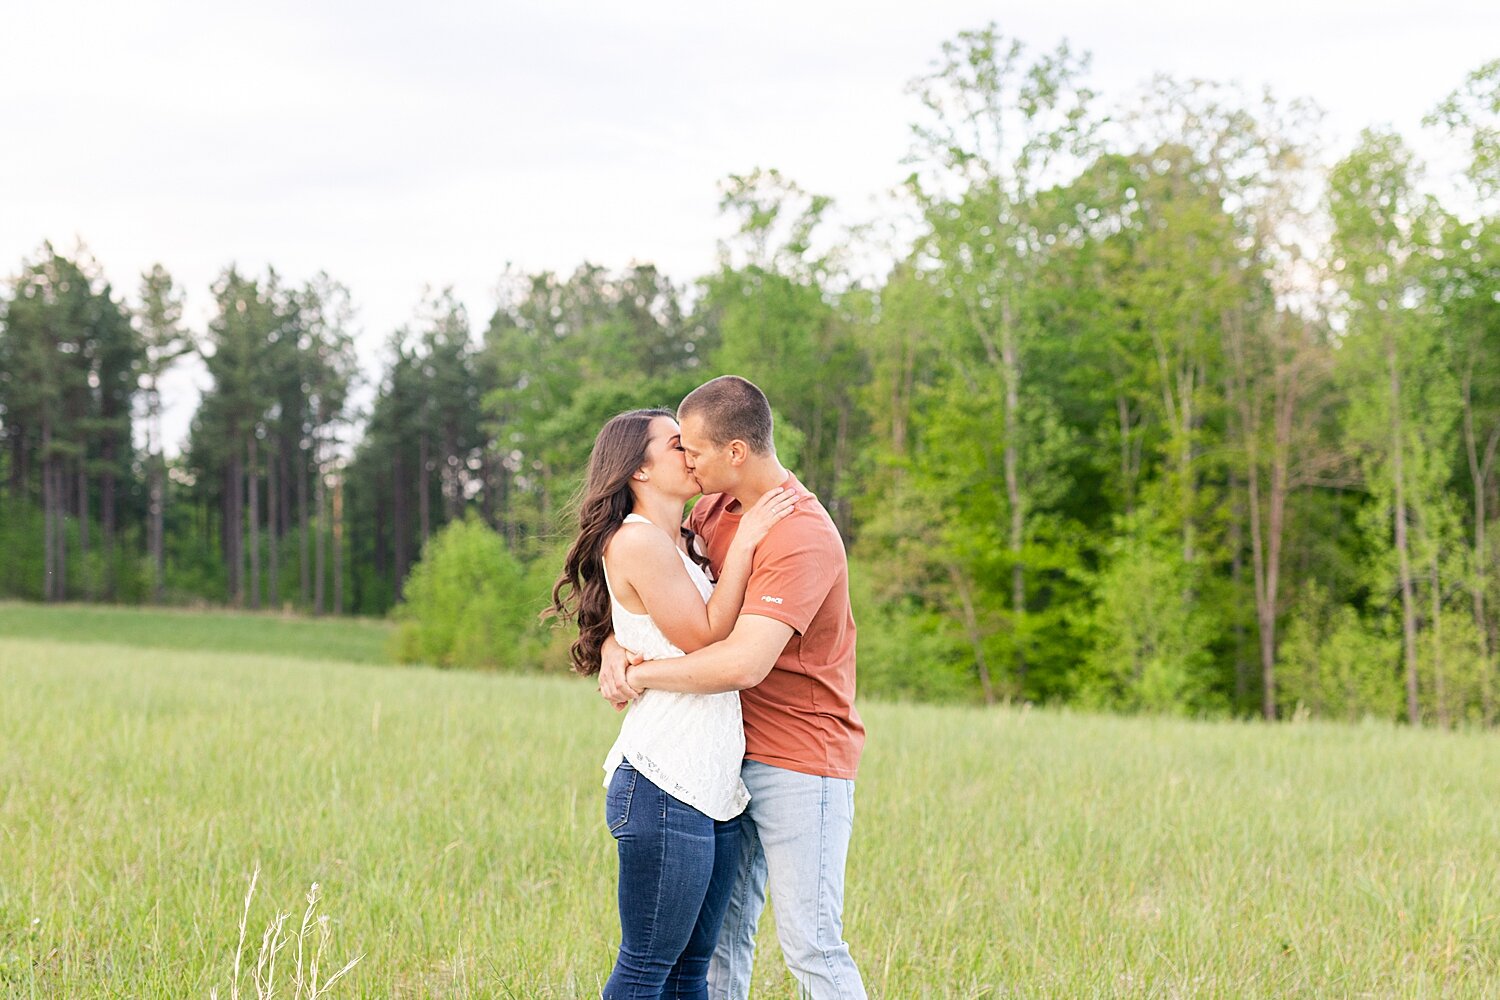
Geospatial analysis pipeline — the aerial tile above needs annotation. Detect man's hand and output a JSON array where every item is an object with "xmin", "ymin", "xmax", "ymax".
[{"xmin": 599, "ymin": 634, "xmax": 645, "ymax": 710}]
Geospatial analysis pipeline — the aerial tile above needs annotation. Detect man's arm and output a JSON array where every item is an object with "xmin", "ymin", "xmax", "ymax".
[
  {"xmin": 624, "ymin": 614, "xmax": 793, "ymax": 696},
  {"xmin": 599, "ymin": 633, "xmax": 636, "ymax": 710}
]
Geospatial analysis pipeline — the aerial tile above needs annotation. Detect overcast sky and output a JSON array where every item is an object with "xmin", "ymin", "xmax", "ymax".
[{"xmin": 3, "ymin": 0, "xmax": 1496, "ymax": 451}]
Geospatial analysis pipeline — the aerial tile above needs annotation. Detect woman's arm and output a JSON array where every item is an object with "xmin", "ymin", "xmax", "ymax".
[
  {"xmin": 606, "ymin": 488, "xmax": 797, "ymax": 652},
  {"xmin": 695, "ymin": 490, "xmax": 794, "ymax": 642}
]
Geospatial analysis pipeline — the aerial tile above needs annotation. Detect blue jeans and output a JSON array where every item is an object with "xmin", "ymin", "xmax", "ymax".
[
  {"xmin": 708, "ymin": 760, "xmax": 866, "ymax": 1000},
  {"xmin": 603, "ymin": 762, "xmax": 742, "ymax": 1000}
]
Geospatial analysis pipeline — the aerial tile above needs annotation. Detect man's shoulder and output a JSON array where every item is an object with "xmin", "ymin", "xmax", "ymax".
[{"xmin": 764, "ymin": 499, "xmax": 846, "ymax": 559}]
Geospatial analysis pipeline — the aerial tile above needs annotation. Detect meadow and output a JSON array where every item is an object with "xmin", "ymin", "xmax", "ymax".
[{"xmin": 2, "ymin": 606, "xmax": 1499, "ymax": 998}]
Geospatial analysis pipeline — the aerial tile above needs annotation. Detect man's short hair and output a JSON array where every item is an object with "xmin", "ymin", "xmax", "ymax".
[{"xmin": 678, "ymin": 375, "xmax": 775, "ymax": 454}]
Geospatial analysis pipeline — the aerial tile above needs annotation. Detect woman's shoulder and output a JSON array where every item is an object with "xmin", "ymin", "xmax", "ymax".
[{"xmin": 605, "ymin": 519, "xmax": 678, "ymax": 563}]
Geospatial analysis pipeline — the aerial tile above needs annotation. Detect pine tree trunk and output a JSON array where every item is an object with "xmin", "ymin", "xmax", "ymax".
[
  {"xmin": 314, "ymin": 432, "xmax": 326, "ymax": 616},
  {"xmin": 226, "ymin": 455, "xmax": 244, "ymax": 606},
  {"xmin": 393, "ymin": 452, "xmax": 409, "ymax": 602},
  {"xmin": 832, "ymin": 398, "xmax": 850, "ymax": 535},
  {"xmin": 1262, "ymin": 361, "xmax": 1294, "ymax": 721},
  {"xmin": 219, "ymin": 468, "xmax": 229, "ymax": 596},
  {"xmin": 1246, "ymin": 449, "xmax": 1276, "ymax": 721},
  {"xmin": 8, "ymin": 435, "xmax": 25, "ymax": 501},
  {"xmin": 1431, "ymin": 553, "xmax": 1447, "ymax": 729},
  {"xmin": 267, "ymin": 443, "xmax": 280, "ymax": 608},
  {"xmin": 148, "ymin": 390, "xmax": 166, "ymax": 603},
  {"xmin": 299, "ymin": 439, "xmax": 310, "ymax": 606},
  {"xmin": 77, "ymin": 460, "xmax": 89, "ymax": 590},
  {"xmin": 375, "ymin": 472, "xmax": 387, "ymax": 577},
  {"xmin": 1235, "ymin": 337, "xmax": 1269, "ymax": 715},
  {"xmin": 56, "ymin": 458, "xmax": 68, "ymax": 600},
  {"xmin": 1180, "ymin": 368, "xmax": 1198, "ymax": 569},
  {"xmin": 333, "ymin": 473, "xmax": 345, "ymax": 615},
  {"xmin": 149, "ymin": 452, "xmax": 165, "ymax": 603},
  {"xmin": 1462, "ymin": 365, "xmax": 1498, "ymax": 724},
  {"xmin": 221, "ymin": 464, "xmax": 232, "ymax": 603},
  {"xmin": 247, "ymin": 435, "xmax": 261, "ymax": 611},
  {"xmin": 279, "ymin": 441, "xmax": 293, "ymax": 539},
  {"xmin": 1000, "ymin": 299, "xmax": 1026, "ymax": 695},
  {"xmin": 949, "ymin": 562, "xmax": 996, "ymax": 706},
  {"xmin": 1228, "ymin": 472, "xmax": 1249, "ymax": 710},
  {"xmin": 1388, "ymin": 330, "xmax": 1421, "ymax": 724},
  {"xmin": 101, "ymin": 441, "xmax": 117, "ymax": 600},
  {"xmin": 42, "ymin": 429, "xmax": 55, "ymax": 600},
  {"xmin": 419, "ymin": 433, "xmax": 431, "ymax": 546},
  {"xmin": 1482, "ymin": 490, "xmax": 1495, "ymax": 724}
]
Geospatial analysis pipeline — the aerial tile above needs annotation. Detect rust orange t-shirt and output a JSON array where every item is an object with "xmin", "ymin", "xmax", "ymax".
[{"xmin": 686, "ymin": 473, "xmax": 865, "ymax": 779}]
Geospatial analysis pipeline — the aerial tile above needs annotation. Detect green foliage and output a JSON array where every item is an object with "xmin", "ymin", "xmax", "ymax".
[
  {"xmin": 2, "ymin": 32, "xmax": 1498, "ymax": 728},
  {"xmin": 702, "ymin": 170, "xmax": 865, "ymax": 519},
  {"xmin": 0, "ymin": 504, "xmax": 44, "ymax": 600},
  {"xmin": 393, "ymin": 515, "xmax": 554, "ymax": 670},
  {"xmin": 1426, "ymin": 58, "xmax": 1500, "ymax": 203},
  {"xmin": 848, "ymin": 559, "xmax": 974, "ymax": 703},
  {"xmin": 1278, "ymin": 583, "xmax": 1403, "ymax": 721},
  {"xmin": 1078, "ymin": 514, "xmax": 1224, "ymax": 714}
]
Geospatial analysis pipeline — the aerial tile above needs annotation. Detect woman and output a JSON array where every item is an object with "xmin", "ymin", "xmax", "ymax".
[{"xmin": 548, "ymin": 408, "xmax": 797, "ymax": 999}]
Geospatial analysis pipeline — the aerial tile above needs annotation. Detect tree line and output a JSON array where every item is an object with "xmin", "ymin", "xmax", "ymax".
[{"xmin": 1, "ymin": 27, "xmax": 1495, "ymax": 725}]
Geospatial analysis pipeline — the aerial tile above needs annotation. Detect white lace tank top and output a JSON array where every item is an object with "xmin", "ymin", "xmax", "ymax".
[{"xmin": 601, "ymin": 514, "xmax": 749, "ymax": 822}]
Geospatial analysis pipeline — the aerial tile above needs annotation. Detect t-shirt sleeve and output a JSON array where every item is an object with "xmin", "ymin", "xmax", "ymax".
[
  {"xmin": 739, "ymin": 519, "xmax": 837, "ymax": 635},
  {"xmin": 685, "ymin": 495, "xmax": 714, "ymax": 538}
]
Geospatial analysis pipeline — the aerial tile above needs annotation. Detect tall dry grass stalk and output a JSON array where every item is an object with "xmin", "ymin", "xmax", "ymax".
[{"xmin": 209, "ymin": 865, "xmax": 363, "ymax": 1000}]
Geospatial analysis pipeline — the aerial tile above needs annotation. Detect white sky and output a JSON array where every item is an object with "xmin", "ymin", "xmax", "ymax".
[{"xmin": 3, "ymin": 0, "xmax": 1496, "ymax": 453}]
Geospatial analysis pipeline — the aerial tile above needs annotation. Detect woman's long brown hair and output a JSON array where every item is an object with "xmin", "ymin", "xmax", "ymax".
[{"xmin": 546, "ymin": 408, "xmax": 709, "ymax": 675}]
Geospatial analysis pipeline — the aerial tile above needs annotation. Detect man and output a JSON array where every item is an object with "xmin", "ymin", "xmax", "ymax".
[{"xmin": 599, "ymin": 375, "xmax": 867, "ymax": 1000}]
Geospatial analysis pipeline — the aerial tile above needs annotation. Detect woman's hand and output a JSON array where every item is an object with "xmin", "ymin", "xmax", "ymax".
[{"xmin": 733, "ymin": 487, "xmax": 800, "ymax": 550}]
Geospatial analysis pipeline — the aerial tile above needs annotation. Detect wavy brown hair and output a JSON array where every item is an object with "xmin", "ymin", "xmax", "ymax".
[{"xmin": 545, "ymin": 408, "xmax": 709, "ymax": 675}]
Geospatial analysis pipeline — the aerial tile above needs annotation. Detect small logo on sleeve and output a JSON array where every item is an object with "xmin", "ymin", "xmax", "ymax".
[{"xmin": 760, "ymin": 595, "xmax": 784, "ymax": 604}]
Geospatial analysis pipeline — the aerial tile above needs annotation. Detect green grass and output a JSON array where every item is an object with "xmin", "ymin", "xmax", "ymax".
[
  {"xmin": 2, "ymin": 607, "xmax": 1499, "ymax": 997},
  {"xmin": 0, "ymin": 601, "xmax": 395, "ymax": 665}
]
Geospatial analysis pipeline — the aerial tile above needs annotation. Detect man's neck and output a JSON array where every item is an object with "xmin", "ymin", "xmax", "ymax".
[{"xmin": 728, "ymin": 459, "xmax": 791, "ymax": 510}]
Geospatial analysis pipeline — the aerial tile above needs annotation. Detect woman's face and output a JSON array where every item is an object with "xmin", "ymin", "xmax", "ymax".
[{"xmin": 639, "ymin": 416, "xmax": 699, "ymax": 501}]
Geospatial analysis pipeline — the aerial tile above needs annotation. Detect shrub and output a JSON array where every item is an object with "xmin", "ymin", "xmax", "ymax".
[
  {"xmin": 1278, "ymin": 581, "xmax": 1402, "ymax": 721},
  {"xmin": 848, "ymin": 559, "xmax": 975, "ymax": 703},
  {"xmin": 1077, "ymin": 523, "xmax": 1223, "ymax": 715},
  {"xmin": 393, "ymin": 516, "xmax": 552, "ymax": 670}
]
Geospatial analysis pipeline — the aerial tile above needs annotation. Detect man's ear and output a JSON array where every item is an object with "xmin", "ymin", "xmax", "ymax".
[{"xmin": 726, "ymin": 440, "xmax": 749, "ymax": 466}]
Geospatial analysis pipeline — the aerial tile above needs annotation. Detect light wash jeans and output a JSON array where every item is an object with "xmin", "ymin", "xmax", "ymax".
[{"xmin": 707, "ymin": 760, "xmax": 866, "ymax": 1000}]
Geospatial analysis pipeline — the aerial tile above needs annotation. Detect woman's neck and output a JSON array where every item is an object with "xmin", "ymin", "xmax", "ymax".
[{"xmin": 632, "ymin": 492, "xmax": 687, "ymax": 545}]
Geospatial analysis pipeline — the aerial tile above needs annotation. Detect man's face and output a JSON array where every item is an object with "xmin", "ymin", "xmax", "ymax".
[{"xmin": 677, "ymin": 411, "xmax": 734, "ymax": 495}]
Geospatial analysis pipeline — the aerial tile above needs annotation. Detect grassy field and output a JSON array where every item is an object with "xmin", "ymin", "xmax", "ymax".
[
  {"xmin": 0, "ymin": 601, "xmax": 395, "ymax": 665},
  {"xmin": 2, "ymin": 607, "xmax": 1499, "ymax": 997}
]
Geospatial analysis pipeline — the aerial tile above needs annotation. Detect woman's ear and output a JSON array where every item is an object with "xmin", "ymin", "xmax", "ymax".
[{"xmin": 633, "ymin": 470, "xmax": 649, "ymax": 483}]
